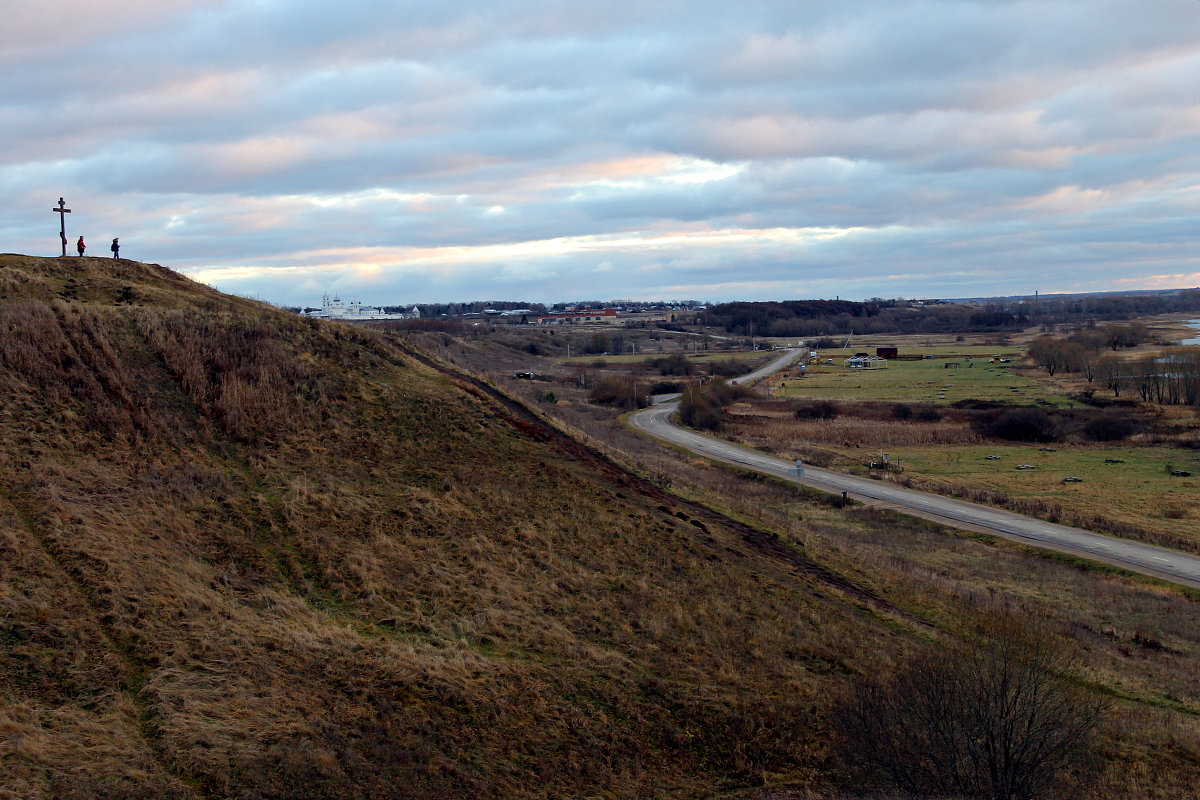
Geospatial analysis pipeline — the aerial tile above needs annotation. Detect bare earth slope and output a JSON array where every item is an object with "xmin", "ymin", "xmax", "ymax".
[{"xmin": 0, "ymin": 255, "xmax": 901, "ymax": 799}]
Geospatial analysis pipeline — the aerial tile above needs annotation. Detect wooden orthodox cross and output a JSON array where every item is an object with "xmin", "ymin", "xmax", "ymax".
[{"xmin": 52, "ymin": 197, "xmax": 71, "ymax": 256}]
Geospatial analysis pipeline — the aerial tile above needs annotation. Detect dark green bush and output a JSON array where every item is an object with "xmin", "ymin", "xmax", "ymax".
[
  {"xmin": 914, "ymin": 405, "xmax": 942, "ymax": 422},
  {"xmin": 1081, "ymin": 412, "xmax": 1137, "ymax": 442},
  {"xmin": 795, "ymin": 400, "xmax": 839, "ymax": 420},
  {"xmin": 648, "ymin": 354, "xmax": 694, "ymax": 376},
  {"xmin": 974, "ymin": 407, "xmax": 1060, "ymax": 442},
  {"xmin": 648, "ymin": 380, "xmax": 683, "ymax": 395}
]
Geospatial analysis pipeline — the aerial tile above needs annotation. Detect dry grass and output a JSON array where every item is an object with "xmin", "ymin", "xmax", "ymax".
[
  {"xmin": 731, "ymin": 399, "xmax": 983, "ymax": 448},
  {"xmin": 720, "ymin": 395, "xmax": 1200, "ymax": 550},
  {"xmin": 3, "ymin": 255, "xmax": 1200, "ymax": 799},
  {"xmin": 599, "ymin": 441, "xmax": 1200, "ymax": 799},
  {"xmin": 453, "ymin": 332, "xmax": 1200, "ymax": 799},
  {"xmin": 0, "ymin": 255, "xmax": 883, "ymax": 799}
]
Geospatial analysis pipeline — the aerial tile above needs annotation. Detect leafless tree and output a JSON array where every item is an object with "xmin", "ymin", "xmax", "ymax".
[
  {"xmin": 832, "ymin": 609, "xmax": 1107, "ymax": 800},
  {"xmin": 1098, "ymin": 355, "xmax": 1127, "ymax": 397},
  {"xmin": 1029, "ymin": 336, "xmax": 1066, "ymax": 376},
  {"xmin": 1102, "ymin": 321, "xmax": 1150, "ymax": 350},
  {"xmin": 1076, "ymin": 346, "xmax": 1100, "ymax": 386}
]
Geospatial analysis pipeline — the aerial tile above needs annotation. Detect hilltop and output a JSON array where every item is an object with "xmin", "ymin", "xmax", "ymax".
[{"xmin": 0, "ymin": 254, "xmax": 911, "ymax": 798}]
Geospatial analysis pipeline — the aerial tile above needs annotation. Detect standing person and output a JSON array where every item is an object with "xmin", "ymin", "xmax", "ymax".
[
  {"xmin": 76, "ymin": 236, "xmax": 85, "ymax": 257},
  {"xmin": 111, "ymin": 238, "xmax": 119, "ymax": 258}
]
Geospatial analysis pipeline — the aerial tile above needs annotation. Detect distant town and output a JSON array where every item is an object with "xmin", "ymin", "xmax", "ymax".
[
  {"xmin": 295, "ymin": 287, "xmax": 1200, "ymax": 337},
  {"xmin": 300, "ymin": 294, "xmax": 709, "ymax": 325}
]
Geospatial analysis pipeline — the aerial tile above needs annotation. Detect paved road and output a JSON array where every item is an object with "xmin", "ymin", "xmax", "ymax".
[{"xmin": 630, "ymin": 350, "xmax": 1200, "ymax": 590}]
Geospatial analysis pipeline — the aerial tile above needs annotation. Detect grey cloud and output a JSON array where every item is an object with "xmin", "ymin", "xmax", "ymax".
[{"xmin": 3, "ymin": 0, "xmax": 1199, "ymax": 304}]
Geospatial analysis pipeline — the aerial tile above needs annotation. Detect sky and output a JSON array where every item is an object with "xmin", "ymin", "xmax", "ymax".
[{"xmin": 3, "ymin": 0, "xmax": 1199, "ymax": 307}]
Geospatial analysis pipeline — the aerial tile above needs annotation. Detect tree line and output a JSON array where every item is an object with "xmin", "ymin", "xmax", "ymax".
[
  {"xmin": 1030, "ymin": 323, "xmax": 1200, "ymax": 405},
  {"xmin": 702, "ymin": 290, "xmax": 1200, "ymax": 337}
]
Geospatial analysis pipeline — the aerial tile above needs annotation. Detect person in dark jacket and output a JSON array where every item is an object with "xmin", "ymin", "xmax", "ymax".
[
  {"xmin": 111, "ymin": 238, "xmax": 119, "ymax": 258},
  {"xmin": 76, "ymin": 236, "xmax": 85, "ymax": 257}
]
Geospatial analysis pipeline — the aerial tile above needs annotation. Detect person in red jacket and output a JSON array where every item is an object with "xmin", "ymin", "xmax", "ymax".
[{"xmin": 76, "ymin": 236, "xmax": 85, "ymax": 257}]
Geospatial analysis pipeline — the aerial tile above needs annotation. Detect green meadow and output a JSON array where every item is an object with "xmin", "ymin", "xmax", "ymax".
[{"xmin": 773, "ymin": 349, "xmax": 1072, "ymax": 407}]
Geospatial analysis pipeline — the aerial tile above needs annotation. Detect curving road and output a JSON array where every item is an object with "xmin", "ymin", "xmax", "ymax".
[{"xmin": 631, "ymin": 349, "xmax": 1200, "ymax": 590}]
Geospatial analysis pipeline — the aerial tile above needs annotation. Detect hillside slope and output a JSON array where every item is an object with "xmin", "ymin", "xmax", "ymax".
[{"xmin": 0, "ymin": 255, "xmax": 902, "ymax": 799}]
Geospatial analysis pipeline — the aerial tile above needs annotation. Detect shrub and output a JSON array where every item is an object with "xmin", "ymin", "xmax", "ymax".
[
  {"xmin": 954, "ymin": 399, "xmax": 1009, "ymax": 410},
  {"xmin": 914, "ymin": 405, "xmax": 942, "ymax": 422},
  {"xmin": 795, "ymin": 400, "xmax": 839, "ymax": 420},
  {"xmin": 679, "ymin": 388, "xmax": 725, "ymax": 431},
  {"xmin": 832, "ymin": 609, "xmax": 1106, "ymax": 800},
  {"xmin": 1081, "ymin": 412, "xmax": 1137, "ymax": 442},
  {"xmin": 587, "ymin": 376, "xmax": 646, "ymax": 409},
  {"xmin": 974, "ymin": 407, "xmax": 1060, "ymax": 442},
  {"xmin": 891, "ymin": 403, "xmax": 913, "ymax": 420},
  {"xmin": 582, "ymin": 332, "xmax": 611, "ymax": 354},
  {"xmin": 707, "ymin": 358, "xmax": 748, "ymax": 377},
  {"xmin": 647, "ymin": 380, "xmax": 683, "ymax": 395},
  {"xmin": 648, "ymin": 354, "xmax": 693, "ymax": 376},
  {"xmin": 678, "ymin": 381, "xmax": 750, "ymax": 431}
]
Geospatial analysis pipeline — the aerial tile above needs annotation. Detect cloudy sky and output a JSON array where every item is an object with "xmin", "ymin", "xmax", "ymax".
[{"xmin": 3, "ymin": 1, "xmax": 1199, "ymax": 306}]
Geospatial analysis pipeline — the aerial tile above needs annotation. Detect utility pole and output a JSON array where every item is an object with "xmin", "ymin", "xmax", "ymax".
[{"xmin": 52, "ymin": 197, "xmax": 71, "ymax": 256}]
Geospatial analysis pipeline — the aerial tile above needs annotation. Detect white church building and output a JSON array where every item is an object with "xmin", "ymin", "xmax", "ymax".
[{"xmin": 307, "ymin": 293, "xmax": 419, "ymax": 321}]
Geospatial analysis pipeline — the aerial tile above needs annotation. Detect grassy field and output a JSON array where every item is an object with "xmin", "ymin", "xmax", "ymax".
[
  {"xmin": 724, "ymin": 397, "xmax": 1200, "ymax": 550},
  {"xmin": 716, "ymin": 332, "xmax": 1200, "ymax": 550},
  {"xmin": 887, "ymin": 443, "xmax": 1199, "ymax": 542},
  {"xmin": 771, "ymin": 348, "xmax": 1072, "ymax": 406}
]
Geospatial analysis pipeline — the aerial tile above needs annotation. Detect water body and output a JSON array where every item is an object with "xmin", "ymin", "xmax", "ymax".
[{"xmin": 1180, "ymin": 319, "xmax": 1200, "ymax": 346}]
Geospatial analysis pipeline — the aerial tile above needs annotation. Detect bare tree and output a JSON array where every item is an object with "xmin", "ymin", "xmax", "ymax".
[
  {"xmin": 1102, "ymin": 322, "xmax": 1150, "ymax": 351},
  {"xmin": 1182, "ymin": 351, "xmax": 1200, "ymax": 405},
  {"xmin": 1029, "ymin": 336, "xmax": 1066, "ymax": 376},
  {"xmin": 1076, "ymin": 347, "xmax": 1100, "ymax": 386},
  {"xmin": 1098, "ymin": 355, "xmax": 1126, "ymax": 397},
  {"xmin": 832, "ymin": 608, "xmax": 1107, "ymax": 800}
]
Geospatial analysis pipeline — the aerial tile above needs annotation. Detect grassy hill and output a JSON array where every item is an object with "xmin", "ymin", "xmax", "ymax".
[
  {"xmin": 0, "ymin": 254, "xmax": 919, "ymax": 799},
  {"xmin": 6, "ymin": 254, "xmax": 1200, "ymax": 800}
]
